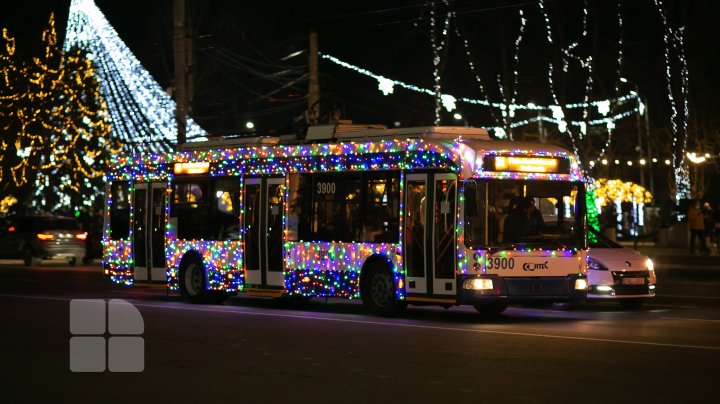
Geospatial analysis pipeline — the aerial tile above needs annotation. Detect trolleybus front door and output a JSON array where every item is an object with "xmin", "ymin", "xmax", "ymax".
[
  {"xmin": 404, "ymin": 173, "xmax": 457, "ymax": 297},
  {"xmin": 243, "ymin": 177, "xmax": 285, "ymax": 288},
  {"xmin": 132, "ymin": 182, "xmax": 167, "ymax": 282}
]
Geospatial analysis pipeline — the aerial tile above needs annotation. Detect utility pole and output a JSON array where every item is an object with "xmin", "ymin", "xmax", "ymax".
[
  {"xmin": 308, "ymin": 31, "xmax": 320, "ymax": 123},
  {"xmin": 644, "ymin": 97, "xmax": 655, "ymax": 206},
  {"xmin": 174, "ymin": 0, "xmax": 188, "ymax": 147}
]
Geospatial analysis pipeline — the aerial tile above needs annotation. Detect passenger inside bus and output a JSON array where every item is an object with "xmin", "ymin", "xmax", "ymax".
[{"xmin": 503, "ymin": 196, "xmax": 544, "ymax": 242}]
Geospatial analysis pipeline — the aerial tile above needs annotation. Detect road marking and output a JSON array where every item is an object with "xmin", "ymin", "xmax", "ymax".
[
  {"xmin": 2, "ymin": 293, "xmax": 719, "ymax": 351},
  {"xmin": 661, "ymin": 294, "xmax": 720, "ymax": 300},
  {"xmin": 661, "ymin": 317, "xmax": 720, "ymax": 323}
]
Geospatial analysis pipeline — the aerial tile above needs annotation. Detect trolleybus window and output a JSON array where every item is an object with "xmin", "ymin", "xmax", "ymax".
[
  {"xmin": 171, "ymin": 177, "xmax": 239, "ymax": 240},
  {"xmin": 287, "ymin": 172, "xmax": 400, "ymax": 243},
  {"xmin": 466, "ymin": 179, "xmax": 585, "ymax": 248},
  {"xmin": 109, "ymin": 181, "xmax": 130, "ymax": 240}
]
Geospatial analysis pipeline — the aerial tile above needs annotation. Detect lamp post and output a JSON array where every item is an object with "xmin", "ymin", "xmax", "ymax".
[
  {"xmin": 620, "ymin": 78, "xmax": 653, "ymax": 204},
  {"xmin": 527, "ymin": 103, "xmax": 543, "ymax": 139}
]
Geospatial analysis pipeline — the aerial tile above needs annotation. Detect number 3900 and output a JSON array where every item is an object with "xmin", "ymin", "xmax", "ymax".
[
  {"xmin": 486, "ymin": 257, "xmax": 514, "ymax": 270},
  {"xmin": 316, "ymin": 182, "xmax": 336, "ymax": 194}
]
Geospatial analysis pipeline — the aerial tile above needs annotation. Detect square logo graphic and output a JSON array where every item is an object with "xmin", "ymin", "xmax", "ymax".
[{"xmin": 69, "ymin": 299, "xmax": 144, "ymax": 372}]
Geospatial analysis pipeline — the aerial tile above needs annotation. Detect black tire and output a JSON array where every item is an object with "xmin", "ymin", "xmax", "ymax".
[
  {"xmin": 473, "ymin": 303, "xmax": 509, "ymax": 317},
  {"xmin": 23, "ymin": 247, "xmax": 38, "ymax": 267},
  {"xmin": 179, "ymin": 256, "xmax": 209, "ymax": 304},
  {"xmin": 68, "ymin": 257, "xmax": 77, "ymax": 266},
  {"xmin": 362, "ymin": 262, "xmax": 405, "ymax": 317},
  {"xmin": 619, "ymin": 298, "xmax": 645, "ymax": 310},
  {"xmin": 551, "ymin": 302, "xmax": 575, "ymax": 311}
]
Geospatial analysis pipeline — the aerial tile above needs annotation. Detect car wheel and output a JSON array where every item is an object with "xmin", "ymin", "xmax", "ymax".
[
  {"xmin": 619, "ymin": 298, "xmax": 645, "ymax": 310},
  {"xmin": 473, "ymin": 303, "xmax": 509, "ymax": 317},
  {"xmin": 23, "ymin": 247, "xmax": 39, "ymax": 267},
  {"xmin": 551, "ymin": 302, "xmax": 575, "ymax": 311},
  {"xmin": 362, "ymin": 262, "xmax": 405, "ymax": 317},
  {"xmin": 68, "ymin": 257, "xmax": 77, "ymax": 266}
]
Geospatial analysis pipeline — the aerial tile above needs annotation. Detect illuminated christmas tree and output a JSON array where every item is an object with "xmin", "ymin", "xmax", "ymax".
[
  {"xmin": 64, "ymin": 0, "xmax": 206, "ymax": 153},
  {"xmin": 2, "ymin": 14, "xmax": 120, "ymax": 212}
]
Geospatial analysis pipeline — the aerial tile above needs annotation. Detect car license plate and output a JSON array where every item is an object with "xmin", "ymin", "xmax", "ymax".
[{"xmin": 622, "ymin": 277, "xmax": 645, "ymax": 285}]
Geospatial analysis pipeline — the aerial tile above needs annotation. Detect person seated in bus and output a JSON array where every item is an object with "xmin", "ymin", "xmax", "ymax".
[
  {"xmin": 524, "ymin": 196, "xmax": 545, "ymax": 236},
  {"xmin": 504, "ymin": 197, "xmax": 544, "ymax": 242}
]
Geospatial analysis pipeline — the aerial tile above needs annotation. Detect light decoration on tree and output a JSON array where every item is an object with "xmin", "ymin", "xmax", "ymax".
[
  {"xmin": 593, "ymin": 178, "xmax": 652, "ymax": 236},
  {"xmin": 653, "ymin": 0, "xmax": 690, "ymax": 201},
  {"xmin": 63, "ymin": 0, "xmax": 207, "ymax": 154},
  {"xmin": 1, "ymin": 12, "xmax": 119, "ymax": 211}
]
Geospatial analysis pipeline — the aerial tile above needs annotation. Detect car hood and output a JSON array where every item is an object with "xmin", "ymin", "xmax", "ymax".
[{"xmin": 588, "ymin": 247, "xmax": 649, "ymax": 271}]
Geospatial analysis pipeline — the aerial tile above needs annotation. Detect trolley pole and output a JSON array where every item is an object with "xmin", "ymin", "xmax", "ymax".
[
  {"xmin": 174, "ymin": 0, "xmax": 188, "ymax": 147},
  {"xmin": 308, "ymin": 31, "xmax": 320, "ymax": 123}
]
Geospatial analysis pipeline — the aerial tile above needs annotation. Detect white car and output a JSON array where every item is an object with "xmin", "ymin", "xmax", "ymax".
[{"xmin": 554, "ymin": 228, "xmax": 657, "ymax": 309}]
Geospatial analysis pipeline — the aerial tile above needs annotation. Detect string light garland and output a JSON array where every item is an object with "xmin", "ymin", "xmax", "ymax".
[
  {"xmin": 320, "ymin": 53, "xmax": 641, "ymax": 135},
  {"xmin": 64, "ymin": 0, "xmax": 207, "ymax": 154}
]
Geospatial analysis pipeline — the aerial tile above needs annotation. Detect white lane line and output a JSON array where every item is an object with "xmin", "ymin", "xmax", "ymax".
[
  {"xmin": 2, "ymin": 293, "xmax": 719, "ymax": 351},
  {"xmin": 661, "ymin": 294, "xmax": 720, "ymax": 300},
  {"xmin": 661, "ymin": 317, "xmax": 720, "ymax": 323}
]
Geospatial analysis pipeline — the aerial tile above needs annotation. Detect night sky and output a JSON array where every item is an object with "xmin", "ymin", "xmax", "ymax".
[{"xmin": 2, "ymin": 1, "xmax": 719, "ymax": 203}]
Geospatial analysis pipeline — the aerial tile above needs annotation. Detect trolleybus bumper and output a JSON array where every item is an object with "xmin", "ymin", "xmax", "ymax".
[{"xmin": 456, "ymin": 274, "xmax": 587, "ymax": 305}]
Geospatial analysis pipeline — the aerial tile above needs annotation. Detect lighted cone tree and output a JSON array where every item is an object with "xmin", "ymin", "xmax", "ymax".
[{"xmin": 1, "ymin": 14, "xmax": 120, "ymax": 213}]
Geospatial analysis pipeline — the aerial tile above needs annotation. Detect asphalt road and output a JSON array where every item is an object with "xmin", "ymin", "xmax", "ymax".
[{"xmin": 1, "ymin": 260, "xmax": 719, "ymax": 403}]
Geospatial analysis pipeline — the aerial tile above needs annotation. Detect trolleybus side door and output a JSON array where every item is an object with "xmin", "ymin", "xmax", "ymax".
[{"xmin": 404, "ymin": 173, "xmax": 457, "ymax": 297}]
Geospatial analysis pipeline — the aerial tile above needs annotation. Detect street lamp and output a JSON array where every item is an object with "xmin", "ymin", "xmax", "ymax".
[{"xmin": 453, "ymin": 113, "xmax": 469, "ymax": 127}]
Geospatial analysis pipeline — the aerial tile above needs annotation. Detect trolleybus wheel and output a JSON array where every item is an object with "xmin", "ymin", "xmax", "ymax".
[
  {"xmin": 362, "ymin": 262, "xmax": 405, "ymax": 317},
  {"xmin": 473, "ymin": 303, "xmax": 508, "ymax": 317},
  {"xmin": 180, "ymin": 256, "xmax": 209, "ymax": 304}
]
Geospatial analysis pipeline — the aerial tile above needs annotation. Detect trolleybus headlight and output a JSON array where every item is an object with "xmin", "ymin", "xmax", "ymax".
[
  {"xmin": 574, "ymin": 278, "xmax": 588, "ymax": 290},
  {"xmin": 463, "ymin": 278, "xmax": 493, "ymax": 290}
]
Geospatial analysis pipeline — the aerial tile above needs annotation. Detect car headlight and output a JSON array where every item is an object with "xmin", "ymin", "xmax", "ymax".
[
  {"xmin": 587, "ymin": 257, "xmax": 608, "ymax": 271},
  {"xmin": 645, "ymin": 258, "xmax": 654, "ymax": 272}
]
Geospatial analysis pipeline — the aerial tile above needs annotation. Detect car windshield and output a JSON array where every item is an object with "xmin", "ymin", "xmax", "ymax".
[
  {"xmin": 464, "ymin": 179, "xmax": 586, "ymax": 249},
  {"xmin": 587, "ymin": 227, "xmax": 622, "ymax": 248}
]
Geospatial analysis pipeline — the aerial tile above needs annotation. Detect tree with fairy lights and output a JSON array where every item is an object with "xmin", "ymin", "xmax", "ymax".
[
  {"xmin": 3, "ymin": 13, "xmax": 120, "ymax": 213},
  {"xmin": 0, "ymin": 28, "xmax": 23, "ymax": 203}
]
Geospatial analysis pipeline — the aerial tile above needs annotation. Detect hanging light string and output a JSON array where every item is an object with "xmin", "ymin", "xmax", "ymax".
[
  {"xmin": 429, "ymin": 1, "xmax": 452, "ymax": 125},
  {"xmin": 321, "ymin": 53, "xmax": 640, "ymax": 127},
  {"xmin": 451, "ymin": 15, "xmax": 500, "ymax": 127}
]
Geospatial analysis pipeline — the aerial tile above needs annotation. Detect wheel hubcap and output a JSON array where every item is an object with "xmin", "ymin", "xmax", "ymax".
[
  {"xmin": 371, "ymin": 271, "xmax": 393, "ymax": 307},
  {"xmin": 186, "ymin": 263, "xmax": 203, "ymax": 295}
]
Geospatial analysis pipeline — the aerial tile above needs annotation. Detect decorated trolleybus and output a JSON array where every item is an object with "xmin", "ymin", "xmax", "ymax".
[{"xmin": 103, "ymin": 124, "xmax": 588, "ymax": 315}]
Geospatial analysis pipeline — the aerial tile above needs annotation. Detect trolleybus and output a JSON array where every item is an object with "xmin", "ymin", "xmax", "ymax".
[{"xmin": 103, "ymin": 124, "xmax": 588, "ymax": 315}]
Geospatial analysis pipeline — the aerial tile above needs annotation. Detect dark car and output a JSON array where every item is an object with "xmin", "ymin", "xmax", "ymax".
[{"xmin": 0, "ymin": 216, "xmax": 87, "ymax": 266}]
